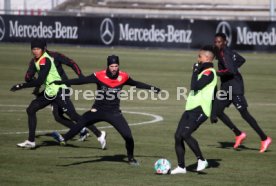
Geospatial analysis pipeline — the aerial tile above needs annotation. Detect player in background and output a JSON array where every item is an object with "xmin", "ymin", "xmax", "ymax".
[
  {"xmin": 51, "ymin": 55, "xmax": 160, "ymax": 165},
  {"xmin": 25, "ymin": 42, "xmax": 106, "ymax": 148},
  {"xmin": 212, "ymin": 33, "xmax": 272, "ymax": 152},
  {"xmin": 10, "ymin": 40, "xmax": 104, "ymax": 149},
  {"xmin": 171, "ymin": 46, "xmax": 217, "ymax": 174}
]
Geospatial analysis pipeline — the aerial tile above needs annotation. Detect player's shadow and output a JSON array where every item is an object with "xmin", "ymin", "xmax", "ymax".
[
  {"xmin": 186, "ymin": 159, "xmax": 221, "ymax": 174},
  {"xmin": 216, "ymin": 142, "xmax": 259, "ymax": 151},
  {"xmin": 57, "ymin": 154, "xmax": 162, "ymax": 167},
  {"xmin": 35, "ymin": 133, "xmax": 55, "ymax": 138},
  {"xmin": 35, "ymin": 133, "xmax": 100, "ymax": 149},
  {"xmin": 57, "ymin": 154, "xmax": 128, "ymax": 167},
  {"xmin": 35, "ymin": 140, "xmax": 80, "ymax": 149}
]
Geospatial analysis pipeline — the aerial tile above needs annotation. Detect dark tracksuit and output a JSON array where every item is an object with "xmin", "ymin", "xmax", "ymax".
[
  {"xmin": 55, "ymin": 70, "xmax": 159, "ymax": 160},
  {"xmin": 214, "ymin": 47, "xmax": 267, "ymax": 140},
  {"xmin": 175, "ymin": 63, "xmax": 215, "ymax": 168},
  {"xmin": 25, "ymin": 50, "xmax": 101, "ymax": 137},
  {"xmin": 19, "ymin": 53, "xmax": 80, "ymax": 142}
]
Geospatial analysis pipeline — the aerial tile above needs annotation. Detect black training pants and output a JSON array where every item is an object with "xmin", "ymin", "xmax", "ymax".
[
  {"xmin": 26, "ymin": 89, "xmax": 80, "ymax": 142},
  {"xmin": 174, "ymin": 108, "xmax": 208, "ymax": 168},
  {"xmin": 215, "ymin": 94, "xmax": 267, "ymax": 140},
  {"xmin": 63, "ymin": 109, "xmax": 134, "ymax": 159},
  {"xmin": 51, "ymin": 102, "xmax": 101, "ymax": 137}
]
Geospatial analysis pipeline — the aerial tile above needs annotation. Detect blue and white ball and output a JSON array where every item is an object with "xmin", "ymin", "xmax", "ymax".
[{"xmin": 154, "ymin": 159, "xmax": 171, "ymax": 174}]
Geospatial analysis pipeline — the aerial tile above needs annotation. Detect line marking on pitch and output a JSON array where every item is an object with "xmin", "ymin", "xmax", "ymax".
[{"xmin": 0, "ymin": 104, "xmax": 164, "ymax": 135}]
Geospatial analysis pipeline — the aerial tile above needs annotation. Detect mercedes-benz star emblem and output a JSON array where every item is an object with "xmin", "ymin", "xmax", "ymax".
[
  {"xmin": 216, "ymin": 21, "xmax": 232, "ymax": 46},
  {"xmin": 0, "ymin": 16, "xmax": 5, "ymax": 41},
  {"xmin": 100, "ymin": 18, "xmax": 115, "ymax": 45}
]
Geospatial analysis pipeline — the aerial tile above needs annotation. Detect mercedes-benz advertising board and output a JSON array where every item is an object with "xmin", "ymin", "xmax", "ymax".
[{"xmin": 0, "ymin": 15, "xmax": 275, "ymax": 51}]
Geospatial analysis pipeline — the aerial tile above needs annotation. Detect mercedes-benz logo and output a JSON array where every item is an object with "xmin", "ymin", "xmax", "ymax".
[
  {"xmin": 100, "ymin": 18, "xmax": 115, "ymax": 45},
  {"xmin": 216, "ymin": 21, "xmax": 232, "ymax": 46},
  {"xmin": 0, "ymin": 16, "xmax": 5, "ymax": 41}
]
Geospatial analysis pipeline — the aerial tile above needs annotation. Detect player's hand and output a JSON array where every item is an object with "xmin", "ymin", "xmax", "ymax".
[
  {"xmin": 32, "ymin": 87, "xmax": 41, "ymax": 97},
  {"xmin": 10, "ymin": 84, "xmax": 23, "ymax": 92},
  {"xmin": 50, "ymin": 80, "xmax": 63, "ymax": 85},
  {"xmin": 153, "ymin": 87, "xmax": 161, "ymax": 94},
  {"xmin": 193, "ymin": 63, "xmax": 200, "ymax": 73},
  {"xmin": 210, "ymin": 117, "xmax": 218, "ymax": 124}
]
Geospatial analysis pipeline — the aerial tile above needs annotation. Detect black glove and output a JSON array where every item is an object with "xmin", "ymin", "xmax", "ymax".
[
  {"xmin": 50, "ymin": 80, "xmax": 63, "ymax": 85},
  {"xmin": 193, "ymin": 63, "xmax": 201, "ymax": 73},
  {"xmin": 32, "ymin": 87, "xmax": 41, "ymax": 97},
  {"xmin": 10, "ymin": 84, "xmax": 24, "ymax": 92},
  {"xmin": 153, "ymin": 87, "xmax": 161, "ymax": 94},
  {"xmin": 210, "ymin": 117, "xmax": 218, "ymax": 124}
]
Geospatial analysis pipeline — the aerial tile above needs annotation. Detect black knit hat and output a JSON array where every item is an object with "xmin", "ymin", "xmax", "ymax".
[
  {"xmin": 31, "ymin": 40, "xmax": 46, "ymax": 50},
  {"xmin": 107, "ymin": 55, "xmax": 119, "ymax": 66}
]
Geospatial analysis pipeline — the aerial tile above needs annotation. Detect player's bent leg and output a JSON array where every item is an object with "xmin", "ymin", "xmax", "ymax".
[
  {"xmin": 107, "ymin": 112, "xmax": 138, "ymax": 165},
  {"xmin": 239, "ymin": 108, "xmax": 267, "ymax": 141},
  {"xmin": 52, "ymin": 102, "xmax": 75, "ymax": 129}
]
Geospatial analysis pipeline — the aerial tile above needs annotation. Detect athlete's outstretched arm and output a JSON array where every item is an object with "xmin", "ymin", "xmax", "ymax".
[
  {"xmin": 52, "ymin": 74, "xmax": 98, "ymax": 86},
  {"xmin": 125, "ymin": 77, "xmax": 160, "ymax": 93}
]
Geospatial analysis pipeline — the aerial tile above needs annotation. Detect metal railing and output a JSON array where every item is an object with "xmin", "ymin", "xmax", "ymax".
[{"xmin": 0, "ymin": 8, "xmax": 275, "ymax": 21}]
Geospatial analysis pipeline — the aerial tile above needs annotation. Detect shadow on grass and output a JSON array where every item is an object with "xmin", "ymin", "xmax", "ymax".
[
  {"xmin": 57, "ymin": 154, "xmax": 163, "ymax": 167},
  {"xmin": 186, "ymin": 159, "xmax": 221, "ymax": 175},
  {"xmin": 35, "ymin": 133, "xmax": 101, "ymax": 149},
  {"xmin": 57, "ymin": 154, "xmax": 128, "ymax": 167},
  {"xmin": 36, "ymin": 140, "xmax": 80, "ymax": 149},
  {"xmin": 216, "ymin": 142, "xmax": 259, "ymax": 151}
]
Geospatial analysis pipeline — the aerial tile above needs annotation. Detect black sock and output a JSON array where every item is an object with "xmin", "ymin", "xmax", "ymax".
[
  {"xmin": 178, "ymin": 164, "xmax": 185, "ymax": 169},
  {"xmin": 197, "ymin": 156, "xmax": 205, "ymax": 161}
]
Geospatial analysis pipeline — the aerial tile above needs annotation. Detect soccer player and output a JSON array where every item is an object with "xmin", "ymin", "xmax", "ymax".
[
  {"xmin": 171, "ymin": 46, "xmax": 217, "ymax": 174},
  {"xmin": 212, "ymin": 33, "xmax": 272, "ymax": 152},
  {"xmin": 51, "ymin": 55, "xmax": 160, "ymax": 165},
  {"xmin": 25, "ymin": 43, "xmax": 106, "ymax": 147},
  {"xmin": 10, "ymin": 40, "xmax": 94, "ymax": 149}
]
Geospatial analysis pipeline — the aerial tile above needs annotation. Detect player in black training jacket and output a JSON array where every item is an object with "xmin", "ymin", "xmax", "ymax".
[
  {"xmin": 52, "ymin": 55, "xmax": 160, "ymax": 165},
  {"xmin": 24, "ymin": 42, "xmax": 107, "ymax": 148},
  {"xmin": 212, "ymin": 33, "xmax": 272, "ymax": 153}
]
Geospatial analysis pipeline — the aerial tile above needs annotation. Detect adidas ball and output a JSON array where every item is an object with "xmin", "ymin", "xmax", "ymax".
[{"xmin": 154, "ymin": 159, "xmax": 171, "ymax": 174}]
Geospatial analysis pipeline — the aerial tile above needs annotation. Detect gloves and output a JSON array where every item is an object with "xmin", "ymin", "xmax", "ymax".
[
  {"xmin": 32, "ymin": 87, "xmax": 41, "ymax": 97},
  {"xmin": 153, "ymin": 87, "xmax": 161, "ymax": 94},
  {"xmin": 210, "ymin": 117, "xmax": 218, "ymax": 124},
  {"xmin": 193, "ymin": 63, "xmax": 201, "ymax": 73},
  {"xmin": 10, "ymin": 84, "xmax": 24, "ymax": 92}
]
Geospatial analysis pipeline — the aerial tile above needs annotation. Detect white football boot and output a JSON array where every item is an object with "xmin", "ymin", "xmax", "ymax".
[
  {"xmin": 170, "ymin": 166, "xmax": 187, "ymax": 174},
  {"xmin": 97, "ymin": 131, "xmax": 107, "ymax": 149},
  {"xmin": 197, "ymin": 159, "xmax": 208, "ymax": 171},
  {"xmin": 17, "ymin": 140, "xmax": 36, "ymax": 149}
]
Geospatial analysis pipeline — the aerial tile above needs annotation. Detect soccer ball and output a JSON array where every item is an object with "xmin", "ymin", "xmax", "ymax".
[{"xmin": 154, "ymin": 159, "xmax": 171, "ymax": 174}]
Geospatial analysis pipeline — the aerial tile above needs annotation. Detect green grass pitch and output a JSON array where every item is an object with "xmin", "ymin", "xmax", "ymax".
[{"xmin": 0, "ymin": 43, "xmax": 275, "ymax": 186}]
